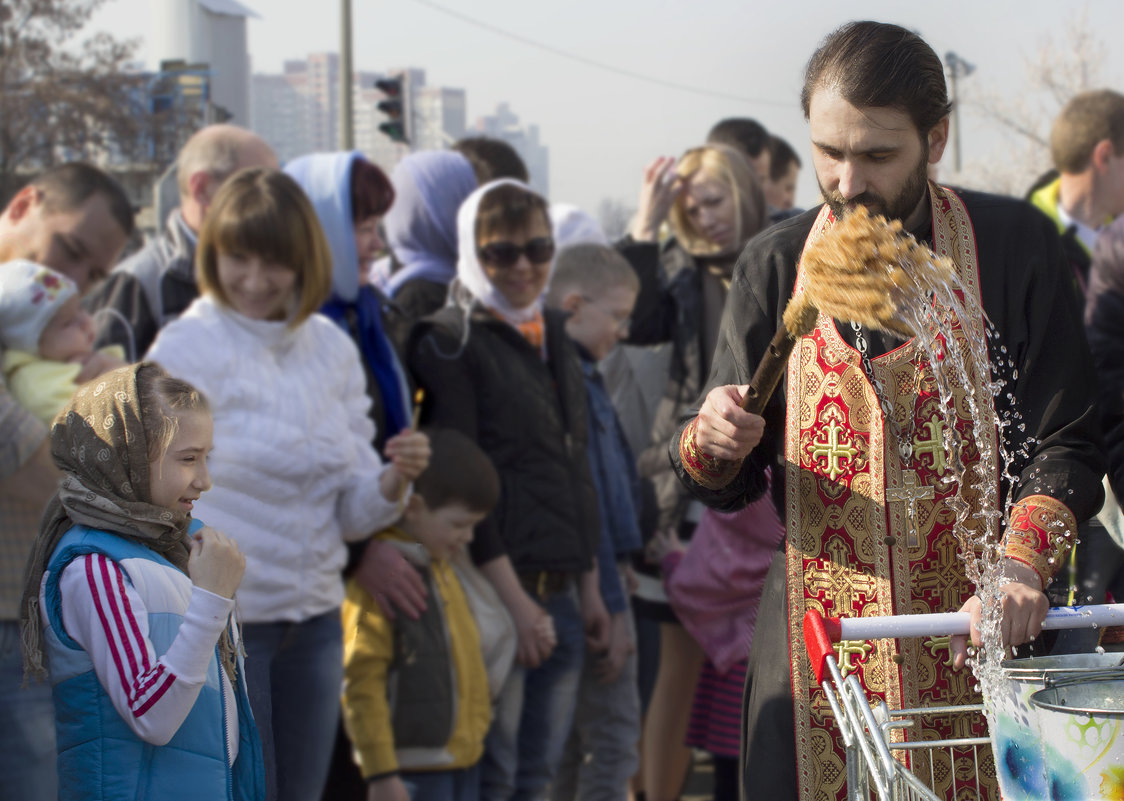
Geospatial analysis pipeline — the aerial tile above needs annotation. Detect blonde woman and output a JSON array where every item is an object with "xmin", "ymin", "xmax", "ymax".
[{"xmin": 619, "ymin": 144, "xmax": 767, "ymax": 801}]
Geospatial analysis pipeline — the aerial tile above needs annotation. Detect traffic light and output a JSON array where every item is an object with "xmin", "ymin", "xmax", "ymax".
[{"xmin": 375, "ymin": 75, "xmax": 409, "ymax": 144}]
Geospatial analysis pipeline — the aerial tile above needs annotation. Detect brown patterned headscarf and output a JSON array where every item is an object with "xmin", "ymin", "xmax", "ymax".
[{"xmin": 21, "ymin": 363, "xmax": 196, "ymax": 679}]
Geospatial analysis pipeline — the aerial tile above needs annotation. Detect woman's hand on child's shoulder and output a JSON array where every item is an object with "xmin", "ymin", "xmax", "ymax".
[{"xmin": 188, "ymin": 526, "xmax": 246, "ymax": 599}]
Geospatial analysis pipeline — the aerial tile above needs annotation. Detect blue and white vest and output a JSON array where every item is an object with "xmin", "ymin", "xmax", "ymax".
[{"xmin": 41, "ymin": 524, "xmax": 264, "ymax": 801}]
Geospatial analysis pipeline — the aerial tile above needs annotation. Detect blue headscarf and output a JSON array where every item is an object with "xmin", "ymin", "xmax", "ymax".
[
  {"xmin": 381, "ymin": 151, "xmax": 477, "ymax": 298},
  {"xmin": 285, "ymin": 151, "xmax": 412, "ymax": 438}
]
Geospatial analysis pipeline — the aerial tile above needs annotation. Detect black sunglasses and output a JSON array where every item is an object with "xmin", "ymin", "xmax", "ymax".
[{"xmin": 478, "ymin": 237, "xmax": 556, "ymax": 268}]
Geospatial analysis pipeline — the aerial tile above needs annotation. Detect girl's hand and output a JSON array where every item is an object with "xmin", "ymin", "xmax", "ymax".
[
  {"xmin": 188, "ymin": 526, "xmax": 245, "ymax": 599},
  {"xmin": 629, "ymin": 156, "xmax": 683, "ymax": 242},
  {"xmin": 384, "ymin": 430, "xmax": 431, "ymax": 483}
]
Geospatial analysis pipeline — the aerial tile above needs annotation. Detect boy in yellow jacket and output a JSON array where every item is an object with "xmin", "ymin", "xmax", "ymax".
[{"xmin": 342, "ymin": 428, "xmax": 501, "ymax": 801}]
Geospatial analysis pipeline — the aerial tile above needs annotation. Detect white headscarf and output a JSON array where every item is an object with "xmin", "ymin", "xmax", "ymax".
[
  {"xmin": 550, "ymin": 203, "xmax": 609, "ymax": 248},
  {"xmin": 454, "ymin": 178, "xmax": 553, "ymax": 325}
]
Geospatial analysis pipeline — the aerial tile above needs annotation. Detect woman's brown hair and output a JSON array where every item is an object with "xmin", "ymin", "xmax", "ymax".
[
  {"xmin": 196, "ymin": 167, "xmax": 333, "ymax": 327},
  {"xmin": 473, "ymin": 182, "xmax": 551, "ymax": 245}
]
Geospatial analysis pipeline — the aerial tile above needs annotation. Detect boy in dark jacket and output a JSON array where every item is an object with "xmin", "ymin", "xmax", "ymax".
[{"xmin": 546, "ymin": 243, "xmax": 644, "ymax": 801}]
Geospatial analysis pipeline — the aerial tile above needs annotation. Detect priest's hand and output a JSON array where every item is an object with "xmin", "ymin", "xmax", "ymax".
[
  {"xmin": 694, "ymin": 384, "xmax": 765, "ymax": 461},
  {"xmin": 950, "ymin": 559, "xmax": 1048, "ymax": 670}
]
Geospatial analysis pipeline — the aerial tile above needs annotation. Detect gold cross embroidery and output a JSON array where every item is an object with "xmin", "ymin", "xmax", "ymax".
[
  {"xmin": 810, "ymin": 422, "xmax": 859, "ymax": 481},
  {"xmin": 925, "ymin": 635, "xmax": 955, "ymax": 668},
  {"xmin": 911, "ymin": 535, "xmax": 967, "ymax": 614},
  {"xmin": 804, "ymin": 538, "xmax": 880, "ymax": 620},
  {"xmin": 886, "ymin": 471, "xmax": 935, "ymax": 548},
  {"xmin": 836, "ymin": 640, "xmax": 873, "ymax": 677},
  {"xmin": 913, "ymin": 416, "xmax": 948, "ymax": 474}
]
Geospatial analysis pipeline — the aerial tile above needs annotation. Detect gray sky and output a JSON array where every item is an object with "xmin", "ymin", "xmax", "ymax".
[{"xmin": 88, "ymin": 0, "xmax": 1124, "ymax": 216}]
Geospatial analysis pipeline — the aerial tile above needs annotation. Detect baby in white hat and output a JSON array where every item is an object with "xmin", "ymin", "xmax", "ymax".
[{"xmin": 0, "ymin": 260, "xmax": 125, "ymax": 424}]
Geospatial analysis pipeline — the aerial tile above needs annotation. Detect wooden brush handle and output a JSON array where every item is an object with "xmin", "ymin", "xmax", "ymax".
[{"xmin": 739, "ymin": 325, "xmax": 798, "ymax": 414}]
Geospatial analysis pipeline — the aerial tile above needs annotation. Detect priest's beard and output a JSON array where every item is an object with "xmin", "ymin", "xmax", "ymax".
[{"xmin": 819, "ymin": 150, "xmax": 930, "ymax": 224}]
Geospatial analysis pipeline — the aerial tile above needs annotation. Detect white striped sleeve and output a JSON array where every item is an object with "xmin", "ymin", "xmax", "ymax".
[{"xmin": 57, "ymin": 554, "xmax": 235, "ymax": 746}]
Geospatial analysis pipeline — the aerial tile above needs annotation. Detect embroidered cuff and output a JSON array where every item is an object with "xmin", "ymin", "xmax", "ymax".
[
  {"xmin": 678, "ymin": 417, "xmax": 743, "ymax": 490},
  {"xmin": 1003, "ymin": 494, "xmax": 1078, "ymax": 586}
]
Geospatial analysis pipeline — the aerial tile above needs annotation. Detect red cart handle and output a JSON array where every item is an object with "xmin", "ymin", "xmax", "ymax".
[{"xmin": 803, "ymin": 609, "xmax": 842, "ymax": 684}]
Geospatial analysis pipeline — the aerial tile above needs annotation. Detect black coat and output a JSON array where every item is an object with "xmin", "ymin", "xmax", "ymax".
[{"xmin": 408, "ymin": 305, "xmax": 599, "ymax": 574}]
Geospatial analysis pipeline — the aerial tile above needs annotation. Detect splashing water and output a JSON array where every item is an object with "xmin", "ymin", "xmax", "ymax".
[{"xmin": 880, "ymin": 241, "xmax": 1075, "ymax": 748}]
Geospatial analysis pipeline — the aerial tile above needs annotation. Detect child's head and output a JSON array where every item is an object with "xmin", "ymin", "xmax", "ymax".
[
  {"xmin": 458, "ymin": 180, "xmax": 554, "ymax": 312},
  {"xmin": 545, "ymin": 244, "xmax": 639, "ymax": 361},
  {"xmin": 401, "ymin": 428, "xmax": 500, "ymax": 560},
  {"xmin": 136, "ymin": 363, "xmax": 213, "ymax": 514},
  {"xmin": 0, "ymin": 260, "xmax": 95, "ymax": 362},
  {"xmin": 196, "ymin": 167, "xmax": 332, "ymax": 326}
]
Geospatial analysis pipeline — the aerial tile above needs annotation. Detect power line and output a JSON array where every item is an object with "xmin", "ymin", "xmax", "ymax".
[{"xmin": 411, "ymin": 0, "xmax": 795, "ymax": 109}]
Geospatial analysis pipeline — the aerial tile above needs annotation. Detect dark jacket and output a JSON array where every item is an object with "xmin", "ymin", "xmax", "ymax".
[
  {"xmin": 617, "ymin": 236, "xmax": 719, "ymax": 531},
  {"xmin": 86, "ymin": 210, "xmax": 199, "ymax": 361},
  {"xmin": 1086, "ymin": 218, "xmax": 1124, "ymax": 499},
  {"xmin": 408, "ymin": 306, "xmax": 599, "ymax": 574}
]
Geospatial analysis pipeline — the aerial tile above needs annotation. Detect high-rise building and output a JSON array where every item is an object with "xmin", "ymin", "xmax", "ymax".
[
  {"xmin": 473, "ymin": 103, "xmax": 550, "ymax": 198},
  {"xmin": 252, "ymin": 58, "xmax": 466, "ymax": 173},
  {"xmin": 412, "ymin": 87, "xmax": 468, "ymax": 152}
]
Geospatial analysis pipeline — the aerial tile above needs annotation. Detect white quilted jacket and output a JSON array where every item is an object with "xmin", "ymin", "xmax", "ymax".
[{"xmin": 147, "ymin": 296, "xmax": 402, "ymax": 622}]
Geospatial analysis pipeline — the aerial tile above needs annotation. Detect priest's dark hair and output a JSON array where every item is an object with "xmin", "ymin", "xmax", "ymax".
[{"xmin": 801, "ymin": 21, "xmax": 952, "ymax": 136}]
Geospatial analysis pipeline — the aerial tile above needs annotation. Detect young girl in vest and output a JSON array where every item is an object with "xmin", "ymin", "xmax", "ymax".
[
  {"xmin": 145, "ymin": 167, "xmax": 430, "ymax": 801},
  {"xmin": 20, "ymin": 362, "xmax": 264, "ymax": 801},
  {"xmin": 407, "ymin": 179, "xmax": 608, "ymax": 801}
]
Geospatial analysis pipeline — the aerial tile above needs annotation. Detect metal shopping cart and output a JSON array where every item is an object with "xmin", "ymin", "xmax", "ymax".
[{"xmin": 802, "ymin": 605, "xmax": 1124, "ymax": 801}]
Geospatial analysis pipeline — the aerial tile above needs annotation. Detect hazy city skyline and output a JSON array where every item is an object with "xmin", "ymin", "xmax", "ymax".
[{"xmin": 88, "ymin": 0, "xmax": 1124, "ymax": 216}]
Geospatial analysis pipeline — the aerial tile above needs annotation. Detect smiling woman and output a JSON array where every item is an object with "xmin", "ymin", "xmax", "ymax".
[{"xmin": 145, "ymin": 166, "xmax": 432, "ymax": 801}]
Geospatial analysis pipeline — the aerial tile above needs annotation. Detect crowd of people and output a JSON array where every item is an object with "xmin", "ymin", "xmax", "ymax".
[{"xmin": 2, "ymin": 18, "xmax": 1124, "ymax": 801}]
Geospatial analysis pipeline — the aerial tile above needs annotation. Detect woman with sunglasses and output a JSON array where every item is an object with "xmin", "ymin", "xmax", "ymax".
[
  {"xmin": 408, "ymin": 179, "xmax": 609, "ymax": 801},
  {"xmin": 617, "ymin": 143, "xmax": 768, "ymax": 801}
]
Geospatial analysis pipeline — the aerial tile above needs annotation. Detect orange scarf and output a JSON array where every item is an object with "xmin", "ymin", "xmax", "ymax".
[{"xmin": 490, "ymin": 308, "xmax": 544, "ymax": 349}]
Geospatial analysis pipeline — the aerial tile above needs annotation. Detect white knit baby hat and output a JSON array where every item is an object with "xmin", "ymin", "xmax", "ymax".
[{"xmin": 0, "ymin": 260, "xmax": 78, "ymax": 353}]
